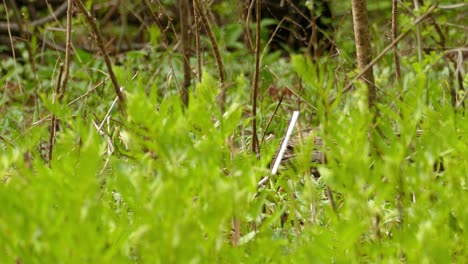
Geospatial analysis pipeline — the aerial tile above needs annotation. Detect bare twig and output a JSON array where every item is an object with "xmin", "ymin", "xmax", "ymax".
[
  {"xmin": 6, "ymin": 0, "xmax": 23, "ymax": 35},
  {"xmin": 236, "ymin": 0, "xmax": 250, "ymax": 52},
  {"xmin": 180, "ymin": 0, "xmax": 191, "ymax": 106},
  {"xmin": 251, "ymin": 0, "xmax": 261, "ymax": 154},
  {"xmin": 58, "ymin": 0, "xmax": 73, "ymax": 101},
  {"xmin": 32, "ymin": 78, "xmax": 109, "ymax": 127},
  {"xmin": 0, "ymin": 1, "xmax": 68, "ymax": 32},
  {"xmin": 392, "ymin": 0, "xmax": 402, "ymax": 82},
  {"xmin": 266, "ymin": 0, "xmax": 336, "ymax": 52},
  {"xmin": 96, "ymin": 87, "xmax": 125, "ymax": 134},
  {"xmin": 48, "ymin": 63, "xmax": 64, "ymax": 165},
  {"xmin": 325, "ymin": 186, "xmax": 337, "ymax": 213},
  {"xmin": 142, "ymin": 0, "xmax": 171, "ymax": 45},
  {"xmin": 6, "ymin": 0, "xmax": 42, "ymax": 108},
  {"xmin": 244, "ymin": 0, "xmax": 255, "ymax": 52},
  {"xmin": 193, "ymin": 2, "xmax": 202, "ymax": 82},
  {"xmin": 260, "ymin": 96, "xmax": 283, "ymax": 146},
  {"xmin": 455, "ymin": 50, "xmax": 466, "ymax": 110},
  {"xmin": 2, "ymin": 0, "xmax": 23, "ymax": 93},
  {"xmin": 193, "ymin": 0, "xmax": 226, "ymax": 112},
  {"xmin": 0, "ymin": 135, "xmax": 14, "ymax": 148},
  {"xmin": 142, "ymin": 0, "xmax": 184, "ymax": 99},
  {"xmin": 439, "ymin": 3, "xmax": 468, "ymax": 9},
  {"xmin": 306, "ymin": 1, "xmax": 319, "ymax": 59},
  {"xmin": 264, "ymin": 66, "xmax": 318, "ymax": 111},
  {"xmin": 75, "ymin": 0, "xmax": 125, "ymax": 112}
]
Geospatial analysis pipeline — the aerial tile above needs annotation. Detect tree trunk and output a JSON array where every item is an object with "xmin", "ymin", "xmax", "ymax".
[{"xmin": 351, "ymin": 0, "xmax": 376, "ymax": 109}]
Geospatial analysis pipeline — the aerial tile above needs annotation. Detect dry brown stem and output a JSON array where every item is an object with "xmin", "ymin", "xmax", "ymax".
[
  {"xmin": 48, "ymin": 63, "xmax": 64, "ymax": 165},
  {"xmin": 193, "ymin": 3, "xmax": 202, "ymax": 82},
  {"xmin": 2, "ymin": 0, "xmax": 23, "ymax": 93},
  {"xmin": 193, "ymin": 0, "xmax": 226, "ymax": 112},
  {"xmin": 58, "ymin": 0, "xmax": 73, "ymax": 101},
  {"xmin": 30, "ymin": 78, "xmax": 110, "ymax": 128},
  {"xmin": 179, "ymin": 0, "xmax": 191, "ymax": 106},
  {"xmin": 251, "ymin": 0, "xmax": 261, "ymax": 154},
  {"xmin": 0, "ymin": 1, "xmax": 68, "ymax": 32},
  {"xmin": 392, "ymin": 0, "xmax": 402, "ymax": 82},
  {"xmin": 75, "ymin": 0, "xmax": 125, "ymax": 112}
]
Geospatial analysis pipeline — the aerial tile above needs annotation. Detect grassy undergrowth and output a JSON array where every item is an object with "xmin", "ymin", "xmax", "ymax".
[{"xmin": 1, "ymin": 50, "xmax": 466, "ymax": 262}]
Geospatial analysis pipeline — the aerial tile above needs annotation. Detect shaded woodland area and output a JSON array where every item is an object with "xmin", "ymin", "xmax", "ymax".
[{"xmin": 0, "ymin": 0, "xmax": 467, "ymax": 263}]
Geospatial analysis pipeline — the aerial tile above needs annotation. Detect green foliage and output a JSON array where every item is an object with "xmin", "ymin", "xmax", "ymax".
[{"xmin": 0, "ymin": 2, "xmax": 467, "ymax": 263}]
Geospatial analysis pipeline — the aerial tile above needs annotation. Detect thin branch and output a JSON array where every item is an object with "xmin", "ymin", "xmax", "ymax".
[
  {"xmin": 392, "ymin": 0, "xmax": 402, "ymax": 81},
  {"xmin": 326, "ymin": 186, "xmax": 337, "ymax": 213},
  {"xmin": 58, "ymin": 0, "xmax": 74, "ymax": 101},
  {"xmin": 142, "ymin": 0, "xmax": 170, "ymax": 45},
  {"xmin": 264, "ymin": 65, "xmax": 317, "ymax": 110},
  {"xmin": 306, "ymin": 1, "xmax": 319, "ymax": 59},
  {"xmin": 193, "ymin": 2, "xmax": 202, "ymax": 82},
  {"xmin": 438, "ymin": 3, "xmax": 468, "ymax": 9},
  {"xmin": 96, "ymin": 87, "xmax": 125, "ymax": 134},
  {"xmin": 244, "ymin": 0, "xmax": 255, "ymax": 52},
  {"xmin": 33, "ymin": 78, "xmax": 109, "ymax": 127},
  {"xmin": 75, "ymin": 0, "xmax": 125, "ymax": 112},
  {"xmin": 6, "ymin": 0, "xmax": 23, "ymax": 32},
  {"xmin": 260, "ymin": 96, "xmax": 283, "ymax": 146},
  {"xmin": 180, "ymin": 0, "xmax": 191, "ymax": 106},
  {"xmin": 455, "ymin": 50, "xmax": 466, "ymax": 110},
  {"xmin": 6, "ymin": 0, "xmax": 42, "ymax": 103},
  {"xmin": 2, "ymin": 0, "xmax": 23, "ymax": 93},
  {"xmin": 193, "ymin": 0, "xmax": 226, "ymax": 112},
  {"xmin": 0, "ymin": 135, "xmax": 14, "ymax": 148},
  {"xmin": 251, "ymin": 0, "xmax": 261, "ymax": 154},
  {"xmin": 48, "ymin": 63, "xmax": 64, "ymax": 165},
  {"xmin": 0, "ymin": 1, "xmax": 68, "ymax": 32}
]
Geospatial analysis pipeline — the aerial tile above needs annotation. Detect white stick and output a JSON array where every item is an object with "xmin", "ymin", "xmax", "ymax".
[
  {"xmin": 258, "ymin": 110, "xmax": 300, "ymax": 187},
  {"xmin": 97, "ymin": 86, "xmax": 124, "ymax": 133}
]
